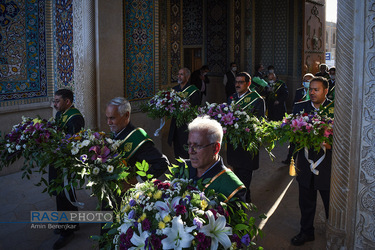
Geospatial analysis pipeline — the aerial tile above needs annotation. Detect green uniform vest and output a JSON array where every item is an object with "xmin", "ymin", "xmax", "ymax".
[
  {"xmin": 182, "ymin": 85, "xmax": 199, "ymax": 98},
  {"xmin": 117, "ymin": 128, "xmax": 153, "ymax": 161},
  {"xmin": 234, "ymin": 91, "xmax": 262, "ymax": 109},
  {"xmin": 202, "ymin": 169, "xmax": 246, "ymax": 203},
  {"xmin": 319, "ymin": 101, "xmax": 334, "ymax": 118},
  {"xmin": 56, "ymin": 107, "xmax": 83, "ymax": 130}
]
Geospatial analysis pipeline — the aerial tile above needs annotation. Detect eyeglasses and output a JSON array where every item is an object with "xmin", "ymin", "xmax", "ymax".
[{"xmin": 183, "ymin": 143, "xmax": 215, "ymax": 152}]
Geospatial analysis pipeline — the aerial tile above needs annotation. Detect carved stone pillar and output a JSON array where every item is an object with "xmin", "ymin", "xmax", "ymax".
[
  {"xmin": 327, "ymin": 0, "xmax": 375, "ymax": 249},
  {"xmin": 73, "ymin": 0, "xmax": 97, "ymax": 129}
]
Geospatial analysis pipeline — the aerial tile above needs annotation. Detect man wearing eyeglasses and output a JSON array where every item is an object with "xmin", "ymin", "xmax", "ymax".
[
  {"xmin": 174, "ymin": 116, "xmax": 246, "ymax": 202},
  {"xmin": 227, "ymin": 72, "xmax": 265, "ymax": 203},
  {"xmin": 50, "ymin": 89, "xmax": 84, "ymax": 249}
]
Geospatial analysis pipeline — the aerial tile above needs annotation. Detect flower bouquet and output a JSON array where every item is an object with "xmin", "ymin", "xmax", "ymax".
[
  {"xmin": 276, "ymin": 111, "xmax": 334, "ymax": 153},
  {"xmin": 0, "ymin": 116, "xmax": 64, "ymax": 184},
  {"xmin": 99, "ymin": 176, "xmax": 264, "ymax": 250},
  {"xmin": 141, "ymin": 89, "xmax": 197, "ymax": 127},
  {"xmin": 198, "ymin": 102, "xmax": 261, "ymax": 155},
  {"xmin": 59, "ymin": 129, "xmax": 134, "ymax": 207}
]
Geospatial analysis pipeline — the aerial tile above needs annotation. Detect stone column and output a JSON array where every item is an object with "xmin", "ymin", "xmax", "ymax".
[
  {"xmin": 327, "ymin": 0, "xmax": 375, "ymax": 249},
  {"xmin": 73, "ymin": 0, "xmax": 97, "ymax": 129}
]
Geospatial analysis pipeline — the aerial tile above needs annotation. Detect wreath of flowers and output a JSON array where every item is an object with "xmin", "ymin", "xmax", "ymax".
[
  {"xmin": 99, "ymin": 176, "xmax": 264, "ymax": 250},
  {"xmin": 141, "ymin": 89, "xmax": 197, "ymax": 127},
  {"xmin": 276, "ymin": 111, "xmax": 334, "ymax": 152},
  {"xmin": 198, "ymin": 102, "xmax": 261, "ymax": 155}
]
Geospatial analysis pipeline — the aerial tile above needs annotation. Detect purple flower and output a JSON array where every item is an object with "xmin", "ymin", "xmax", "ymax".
[
  {"xmin": 128, "ymin": 210, "xmax": 135, "ymax": 219},
  {"xmin": 149, "ymin": 234, "xmax": 162, "ymax": 249},
  {"xmin": 142, "ymin": 218, "xmax": 151, "ymax": 231},
  {"xmin": 241, "ymin": 234, "xmax": 251, "ymax": 246},
  {"xmin": 90, "ymin": 145, "xmax": 111, "ymax": 163},
  {"xmin": 230, "ymin": 234, "xmax": 242, "ymax": 248},
  {"xmin": 193, "ymin": 217, "xmax": 203, "ymax": 229},
  {"xmin": 79, "ymin": 154, "xmax": 88, "ymax": 163},
  {"xmin": 221, "ymin": 112, "xmax": 235, "ymax": 125},
  {"xmin": 129, "ymin": 199, "xmax": 136, "ymax": 207},
  {"xmin": 175, "ymin": 205, "xmax": 187, "ymax": 216}
]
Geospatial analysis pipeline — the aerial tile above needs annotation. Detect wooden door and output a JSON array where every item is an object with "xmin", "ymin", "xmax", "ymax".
[{"xmin": 302, "ymin": 0, "xmax": 326, "ymax": 75}]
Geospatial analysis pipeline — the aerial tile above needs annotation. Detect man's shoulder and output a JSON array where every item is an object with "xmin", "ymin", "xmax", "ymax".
[{"xmin": 293, "ymin": 100, "xmax": 311, "ymax": 111}]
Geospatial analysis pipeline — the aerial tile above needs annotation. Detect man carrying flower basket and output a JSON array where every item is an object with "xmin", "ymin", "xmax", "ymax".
[
  {"xmin": 102, "ymin": 97, "xmax": 169, "ymax": 237},
  {"xmin": 167, "ymin": 68, "xmax": 201, "ymax": 159},
  {"xmin": 173, "ymin": 116, "xmax": 246, "ymax": 202},
  {"xmin": 227, "ymin": 72, "xmax": 266, "ymax": 203},
  {"xmin": 290, "ymin": 76, "xmax": 334, "ymax": 246},
  {"xmin": 105, "ymin": 97, "xmax": 169, "ymax": 185},
  {"xmin": 50, "ymin": 89, "xmax": 85, "ymax": 249}
]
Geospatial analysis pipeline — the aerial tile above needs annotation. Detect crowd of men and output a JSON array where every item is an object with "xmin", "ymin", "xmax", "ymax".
[{"xmin": 49, "ymin": 62, "xmax": 335, "ymax": 248}]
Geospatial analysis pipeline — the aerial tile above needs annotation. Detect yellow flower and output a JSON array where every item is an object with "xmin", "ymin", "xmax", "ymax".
[
  {"xmin": 182, "ymin": 191, "xmax": 189, "ymax": 198},
  {"xmin": 136, "ymin": 192, "xmax": 141, "ymax": 199},
  {"xmin": 32, "ymin": 118, "xmax": 42, "ymax": 124},
  {"xmin": 148, "ymin": 192, "xmax": 152, "ymax": 198},
  {"xmin": 163, "ymin": 215, "xmax": 171, "ymax": 223},
  {"xmin": 153, "ymin": 190, "xmax": 162, "ymax": 200},
  {"xmin": 158, "ymin": 221, "xmax": 166, "ymax": 229},
  {"xmin": 201, "ymin": 199, "xmax": 208, "ymax": 210},
  {"xmin": 137, "ymin": 213, "xmax": 146, "ymax": 222}
]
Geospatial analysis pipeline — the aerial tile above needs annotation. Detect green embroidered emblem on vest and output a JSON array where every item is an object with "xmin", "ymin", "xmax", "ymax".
[
  {"xmin": 234, "ymin": 91, "xmax": 261, "ymax": 109},
  {"xmin": 118, "ymin": 128, "xmax": 153, "ymax": 161},
  {"xmin": 56, "ymin": 107, "xmax": 83, "ymax": 129},
  {"xmin": 182, "ymin": 85, "xmax": 199, "ymax": 98},
  {"xmin": 319, "ymin": 101, "xmax": 334, "ymax": 118}
]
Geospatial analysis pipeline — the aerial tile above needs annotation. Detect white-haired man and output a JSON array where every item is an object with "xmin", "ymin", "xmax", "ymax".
[
  {"xmin": 174, "ymin": 116, "xmax": 246, "ymax": 202},
  {"xmin": 105, "ymin": 97, "xmax": 169, "ymax": 179}
]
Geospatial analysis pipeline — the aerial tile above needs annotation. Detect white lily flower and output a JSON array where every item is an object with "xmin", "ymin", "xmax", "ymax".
[
  {"xmin": 234, "ymin": 123, "xmax": 239, "ymax": 129},
  {"xmin": 154, "ymin": 196, "xmax": 181, "ymax": 219},
  {"xmin": 199, "ymin": 210, "xmax": 232, "ymax": 250},
  {"xmin": 161, "ymin": 215, "xmax": 195, "ymax": 250},
  {"xmin": 130, "ymin": 223, "xmax": 151, "ymax": 249}
]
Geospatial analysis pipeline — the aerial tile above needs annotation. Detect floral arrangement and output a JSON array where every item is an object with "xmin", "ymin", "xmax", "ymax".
[
  {"xmin": 141, "ymin": 89, "xmax": 197, "ymax": 127},
  {"xmin": 198, "ymin": 102, "xmax": 261, "ymax": 155},
  {"xmin": 276, "ymin": 111, "xmax": 334, "ymax": 152},
  {"xmin": 0, "ymin": 116, "xmax": 64, "ymax": 181},
  {"xmin": 59, "ymin": 129, "xmax": 134, "ymax": 207},
  {"xmin": 99, "ymin": 177, "xmax": 264, "ymax": 250},
  {"xmin": 0, "ymin": 119, "xmax": 134, "ymax": 207}
]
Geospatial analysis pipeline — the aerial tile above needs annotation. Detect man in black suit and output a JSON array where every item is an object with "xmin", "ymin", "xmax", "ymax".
[
  {"xmin": 290, "ymin": 76, "xmax": 333, "ymax": 246},
  {"xmin": 190, "ymin": 65, "xmax": 209, "ymax": 104},
  {"xmin": 101, "ymin": 97, "xmax": 169, "ymax": 237},
  {"xmin": 227, "ymin": 72, "xmax": 265, "ymax": 203},
  {"xmin": 106, "ymin": 97, "xmax": 169, "ymax": 177},
  {"xmin": 282, "ymin": 73, "xmax": 314, "ymax": 165},
  {"xmin": 223, "ymin": 62, "xmax": 237, "ymax": 99},
  {"xmin": 265, "ymin": 73, "xmax": 289, "ymax": 121},
  {"xmin": 50, "ymin": 89, "xmax": 85, "ymax": 249},
  {"xmin": 168, "ymin": 68, "xmax": 201, "ymax": 159}
]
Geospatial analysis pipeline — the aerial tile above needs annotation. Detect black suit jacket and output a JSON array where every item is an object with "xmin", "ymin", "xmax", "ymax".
[
  {"xmin": 190, "ymin": 70, "xmax": 209, "ymax": 96},
  {"xmin": 292, "ymin": 99, "xmax": 332, "ymax": 190},
  {"xmin": 266, "ymin": 80, "xmax": 289, "ymax": 121},
  {"xmin": 224, "ymin": 71, "xmax": 236, "ymax": 99},
  {"xmin": 293, "ymin": 87, "xmax": 308, "ymax": 103},
  {"xmin": 116, "ymin": 122, "xmax": 169, "ymax": 179}
]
